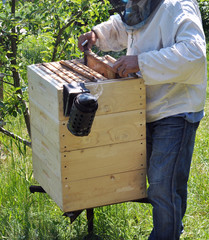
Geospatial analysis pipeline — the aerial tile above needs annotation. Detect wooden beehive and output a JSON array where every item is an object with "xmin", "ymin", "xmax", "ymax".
[{"xmin": 28, "ymin": 55, "xmax": 147, "ymax": 213}]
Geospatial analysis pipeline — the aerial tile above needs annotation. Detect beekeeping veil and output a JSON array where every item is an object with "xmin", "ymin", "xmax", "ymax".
[{"xmin": 109, "ymin": 0, "xmax": 163, "ymax": 31}]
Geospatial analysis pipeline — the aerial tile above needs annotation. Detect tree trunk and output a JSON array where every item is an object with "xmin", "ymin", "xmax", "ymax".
[
  {"xmin": 0, "ymin": 74, "xmax": 4, "ymax": 127},
  {"xmin": 9, "ymin": 0, "xmax": 31, "ymax": 137},
  {"xmin": 0, "ymin": 74, "xmax": 3, "ymax": 101}
]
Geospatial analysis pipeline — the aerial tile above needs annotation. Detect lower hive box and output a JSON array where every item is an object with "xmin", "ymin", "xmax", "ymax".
[{"xmin": 27, "ymin": 57, "xmax": 147, "ymax": 212}]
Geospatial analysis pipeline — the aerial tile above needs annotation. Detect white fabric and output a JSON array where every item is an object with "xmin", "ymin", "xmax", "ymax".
[{"xmin": 93, "ymin": 0, "xmax": 207, "ymax": 122}]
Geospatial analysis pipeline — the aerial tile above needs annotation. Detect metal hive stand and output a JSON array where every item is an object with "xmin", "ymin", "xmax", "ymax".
[{"xmin": 29, "ymin": 185, "xmax": 149, "ymax": 239}]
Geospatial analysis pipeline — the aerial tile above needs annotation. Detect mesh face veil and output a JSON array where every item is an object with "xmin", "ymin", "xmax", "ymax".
[
  {"xmin": 108, "ymin": 0, "xmax": 128, "ymax": 18},
  {"xmin": 109, "ymin": 0, "xmax": 163, "ymax": 31}
]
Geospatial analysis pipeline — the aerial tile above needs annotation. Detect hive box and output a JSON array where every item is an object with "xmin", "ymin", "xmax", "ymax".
[{"xmin": 28, "ymin": 60, "xmax": 147, "ymax": 212}]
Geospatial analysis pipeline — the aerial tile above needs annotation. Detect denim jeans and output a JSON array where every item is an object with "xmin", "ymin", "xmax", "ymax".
[{"xmin": 146, "ymin": 117, "xmax": 199, "ymax": 240}]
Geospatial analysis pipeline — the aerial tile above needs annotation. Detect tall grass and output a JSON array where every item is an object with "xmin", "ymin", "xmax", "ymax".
[{"xmin": 0, "ymin": 54, "xmax": 208, "ymax": 240}]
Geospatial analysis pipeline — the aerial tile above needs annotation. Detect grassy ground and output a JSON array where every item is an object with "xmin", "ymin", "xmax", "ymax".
[{"xmin": 0, "ymin": 66, "xmax": 208, "ymax": 240}]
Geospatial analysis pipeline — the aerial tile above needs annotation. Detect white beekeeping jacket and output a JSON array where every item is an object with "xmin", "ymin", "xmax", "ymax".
[{"xmin": 93, "ymin": 0, "xmax": 207, "ymax": 122}]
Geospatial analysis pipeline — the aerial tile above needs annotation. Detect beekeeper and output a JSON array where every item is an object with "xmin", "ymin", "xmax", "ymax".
[{"xmin": 78, "ymin": 0, "xmax": 207, "ymax": 239}]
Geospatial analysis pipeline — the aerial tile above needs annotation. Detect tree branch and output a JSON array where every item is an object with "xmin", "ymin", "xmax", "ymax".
[
  {"xmin": 51, "ymin": 10, "xmax": 83, "ymax": 61},
  {"xmin": 0, "ymin": 79, "xmax": 14, "ymax": 86},
  {"xmin": 7, "ymin": 0, "xmax": 31, "ymax": 138},
  {"xmin": 57, "ymin": 27, "xmax": 73, "ymax": 59},
  {"xmin": 0, "ymin": 126, "xmax": 31, "ymax": 148}
]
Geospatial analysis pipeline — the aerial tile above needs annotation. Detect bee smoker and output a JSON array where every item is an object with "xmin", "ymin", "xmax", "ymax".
[{"xmin": 63, "ymin": 82, "xmax": 98, "ymax": 136}]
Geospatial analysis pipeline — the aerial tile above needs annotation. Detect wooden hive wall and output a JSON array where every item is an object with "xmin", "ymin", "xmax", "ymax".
[
  {"xmin": 28, "ymin": 62, "xmax": 147, "ymax": 212},
  {"xmin": 28, "ymin": 64, "xmax": 64, "ymax": 208}
]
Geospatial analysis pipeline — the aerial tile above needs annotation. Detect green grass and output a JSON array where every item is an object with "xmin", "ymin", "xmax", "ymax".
[{"xmin": 0, "ymin": 64, "xmax": 209, "ymax": 240}]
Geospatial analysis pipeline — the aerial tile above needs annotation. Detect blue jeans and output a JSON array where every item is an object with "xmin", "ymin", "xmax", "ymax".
[{"xmin": 146, "ymin": 117, "xmax": 199, "ymax": 240}]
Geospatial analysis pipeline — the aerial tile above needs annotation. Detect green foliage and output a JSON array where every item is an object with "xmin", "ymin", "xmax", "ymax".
[
  {"xmin": 0, "ymin": 0, "xmax": 111, "ymax": 136},
  {"xmin": 0, "ymin": 86, "xmax": 27, "ymax": 119},
  {"xmin": 198, "ymin": 0, "xmax": 209, "ymax": 39}
]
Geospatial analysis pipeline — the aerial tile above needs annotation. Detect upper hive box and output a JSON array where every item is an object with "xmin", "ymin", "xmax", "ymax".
[{"xmin": 27, "ymin": 55, "xmax": 147, "ymax": 213}]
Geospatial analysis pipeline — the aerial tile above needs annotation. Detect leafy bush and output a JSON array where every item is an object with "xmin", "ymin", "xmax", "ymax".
[
  {"xmin": 198, "ymin": 0, "xmax": 209, "ymax": 39},
  {"xmin": 0, "ymin": 0, "xmax": 111, "ymax": 141}
]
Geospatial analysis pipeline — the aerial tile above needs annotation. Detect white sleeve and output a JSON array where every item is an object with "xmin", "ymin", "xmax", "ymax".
[
  {"xmin": 138, "ymin": 16, "xmax": 207, "ymax": 85},
  {"xmin": 92, "ymin": 14, "xmax": 128, "ymax": 52}
]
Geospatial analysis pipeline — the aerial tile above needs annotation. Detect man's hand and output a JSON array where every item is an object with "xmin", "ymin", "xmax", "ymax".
[
  {"xmin": 113, "ymin": 55, "xmax": 140, "ymax": 78},
  {"xmin": 78, "ymin": 31, "xmax": 98, "ymax": 51}
]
